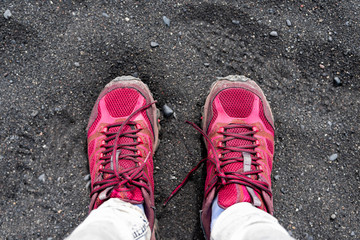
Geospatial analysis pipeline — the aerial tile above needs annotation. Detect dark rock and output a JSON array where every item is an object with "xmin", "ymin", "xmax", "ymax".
[{"xmin": 162, "ymin": 104, "xmax": 174, "ymax": 118}]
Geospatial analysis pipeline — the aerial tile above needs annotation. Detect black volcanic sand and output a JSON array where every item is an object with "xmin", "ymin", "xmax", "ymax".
[{"xmin": 1, "ymin": 1, "xmax": 359, "ymax": 239}]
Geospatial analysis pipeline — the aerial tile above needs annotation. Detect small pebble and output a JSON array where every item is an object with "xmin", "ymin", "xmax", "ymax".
[
  {"xmin": 86, "ymin": 181, "xmax": 91, "ymax": 190},
  {"xmin": 329, "ymin": 153, "xmax": 338, "ymax": 161},
  {"xmin": 102, "ymin": 12, "xmax": 110, "ymax": 18},
  {"xmin": 83, "ymin": 174, "xmax": 91, "ymax": 181},
  {"xmin": 269, "ymin": 31, "xmax": 278, "ymax": 37},
  {"xmin": 38, "ymin": 174, "xmax": 46, "ymax": 183},
  {"xmin": 204, "ymin": 62, "xmax": 210, "ymax": 67},
  {"xmin": 232, "ymin": 20, "xmax": 240, "ymax": 25},
  {"xmin": 351, "ymin": 231, "xmax": 355, "ymax": 236},
  {"xmin": 163, "ymin": 16, "xmax": 170, "ymax": 26},
  {"xmin": 274, "ymin": 175, "xmax": 280, "ymax": 181},
  {"xmin": 31, "ymin": 110, "xmax": 39, "ymax": 117},
  {"xmin": 125, "ymin": 17, "xmax": 130, "ymax": 22},
  {"xmin": 333, "ymin": 76, "xmax": 342, "ymax": 86},
  {"xmin": 4, "ymin": 9, "xmax": 12, "ymax": 19},
  {"xmin": 280, "ymin": 188, "xmax": 286, "ymax": 194},
  {"xmin": 286, "ymin": 19, "xmax": 292, "ymax": 27},
  {"xmin": 319, "ymin": 64, "xmax": 325, "ymax": 69},
  {"xmin": 74, "ymin": 62, "xmax": 80, "ymax": 67},
  {"xmin": 132, "ymin": 72, "xmax": 139, "ymax": 78},
  {"xmin": 328, "ymin": 36, "xmax": 333, "ymax": 42},
  {"xmin": 150, "ymin": 42, "xmax": 159, "ymax": 48},
  {"xmin": 162, "ymin": 104, "xmax": 174, "ymax": 118},
  {"xmin": 330, "ymin": 214, "xmax": 336, "ymax": 220}
]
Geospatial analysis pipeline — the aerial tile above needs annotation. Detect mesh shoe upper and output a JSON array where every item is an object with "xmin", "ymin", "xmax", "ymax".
[
  {"xmin": 200, "ymin": 76, "xmax": 275, "ymax": 239},
  {"xmin": 86, "ymin": 77, "xmax": 158, "ymax": 238}
]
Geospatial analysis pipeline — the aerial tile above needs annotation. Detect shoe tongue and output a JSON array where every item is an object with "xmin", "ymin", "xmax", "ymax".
[
  {"xmin": 217, "ymin": 126, "xmax": 260, "ymax": 208},
  {"xmin": 104, "ymin": 125, "xmax": 144, "ymax": 203}
]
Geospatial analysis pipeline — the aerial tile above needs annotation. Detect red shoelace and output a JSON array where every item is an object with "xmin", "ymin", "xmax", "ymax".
[
  {"xmin": 89, "ymin": 102, "xmax": 155, "ymax": 210},
  {"xmin": 164, "ymin": 121, "xmax": 272, "ymax": 205}
]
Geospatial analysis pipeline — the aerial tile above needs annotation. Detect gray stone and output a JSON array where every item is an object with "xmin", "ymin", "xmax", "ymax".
[
  {"xmin": 204, "ymin": 62, "xmax": 210, "ymax": 67},
  {"xmin": 150, "ymin": 42, "xmax": 159, "ymax": 48},
  {"xmin": 102, "ymin": 12, "xmax": 110, "ymax": 18},
  {"xmin": 162, "ymin": 104, "xmax": 174, "ymax": 118},
  {"xmin": 270, "ymin": 31, "xmax": 278, "ymax": 37},
  {"xmin": 163, "ymin": 16, "xmax": 170, "ymax": 26},
  {"xmin": 286, "ymin": 19, "xmax": 292, "ymax": 27},
  {"xmin": 232, "ymin": 20, "xmax": 240, "ymax": 25},
  {"xmin": 38, "ymin": 174, "xmax": 46, "ymax": 183},
  {"xmin": 83, "ymin": 174, "xmax": 91, "ymax": 181},
  {"xmin": 4, "ymin": 9, "xmax": 12, "ymax": 19},
  {"xmin": 329, "ymin": 153, "xmax": 338, "ymax": 161},
  {"xmin": 330, "ymin": 214, "xmax": 336, "ymax": 220},
  {"xmin": 274, "ymin": 175, "xmax": 280, "ymax": 181},
  {"xmin": 74, "ymin": 62, "xmax": 80, "ymax": 67},
  {"xmin": 31, "ymin": 110, "xmax": 39, "ymax": 117},
  {"xmin": 333, "ymin": 76, "xmax": 342, "ymax": 86}
]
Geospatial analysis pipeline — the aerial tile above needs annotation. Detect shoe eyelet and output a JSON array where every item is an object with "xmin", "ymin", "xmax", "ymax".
[
  {"xmin": 256, "ymin": 152, "xmax": 261, "ymax": 158},
  {"xmin": 101, "ymin": 127, "xmax": 107, "ymax": 134},
  {"xmin": 252, "ymin": 126, "xmax": 259, "ymax": 132},
  {"xmin": 137, "ymin": 150, "xmax": 142, "ymax": 157},
  {"xmin": 136, "ymin": 124, "xmax": 142, "ymax": 129},
  {"xmin": 218, "ymin": 127, "xmax": 224, "ymax": 133},
  {"xmin": 217, "ymin": 142, "xmax": 222, "ymax": 147},
  {"xmin": 137, "ymin": 137, "xmax": 143, "ymax": 144},
  {"xmin": 255, "ymin": 140, "xmax": 260, "ymax": 146}
]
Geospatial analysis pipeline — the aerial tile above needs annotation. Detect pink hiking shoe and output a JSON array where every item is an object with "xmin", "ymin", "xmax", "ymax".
[
  {"xmin": 164, "ymin": 75, "xmax": 275, "ymax": 239},
  {"xmin": 200, "ymin": 75, "xmax": 275, "ymax": 239},
  {"xmin": 87, "ymin": 76, "xmax": 160, "ymax": 239}
]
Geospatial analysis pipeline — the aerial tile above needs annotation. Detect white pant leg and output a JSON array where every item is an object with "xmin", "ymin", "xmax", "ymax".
[
  {"xmin": 211, "ymin": 202, "xmax": 293, "ymax": 240},
  {"xmin": 66, "ymin": 198, "xmax": 151, "ymax": 240}
]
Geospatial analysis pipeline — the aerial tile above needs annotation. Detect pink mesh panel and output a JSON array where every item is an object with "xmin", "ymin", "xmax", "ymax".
[
  {"xmin": 219, "ymin": 89, "xmax": 255, "ymax": 118},
  {"xmin": 105, "ymin": 88, "xmax": 139, "ymax": 117},
  {"xmin": 259, "ymin": 101, "xmax": 274, "ymax": 134},
  {"xmin": 266, "ymin": 139, "xmax": 274, "ymax": 154}
]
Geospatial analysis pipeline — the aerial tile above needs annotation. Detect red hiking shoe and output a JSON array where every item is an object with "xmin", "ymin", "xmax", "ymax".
[
  {"xmin": 200, "ymin": 75, "xmax": 275, "ymax": 238},
  {"xmin": 164, "ymin": 75, "xmax": 275, "ymax": 239},
  {"xmin": 87, "ymin": 76, "xmax": 160, "ymax": 238}
]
